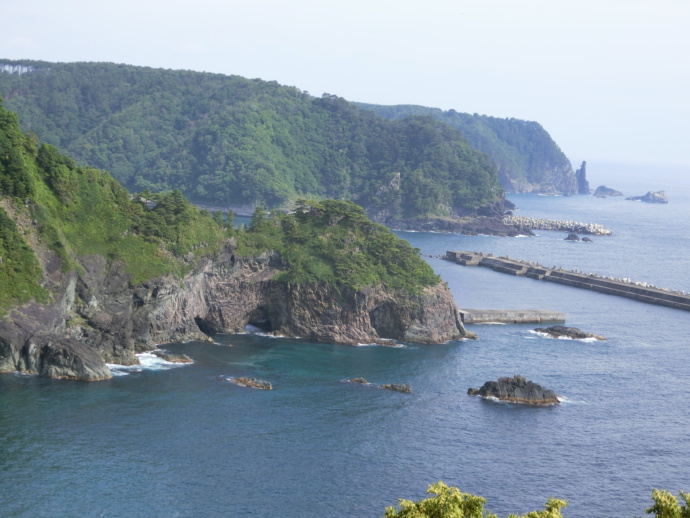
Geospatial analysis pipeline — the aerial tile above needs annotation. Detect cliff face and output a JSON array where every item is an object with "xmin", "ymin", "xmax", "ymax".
[
  {"xmin": 499, "ymin": 161, "xmax": 578, "ymax": 195},
  {"xmin": 0, "ymin": 242, "xmax": 468, "ymax": 381}
]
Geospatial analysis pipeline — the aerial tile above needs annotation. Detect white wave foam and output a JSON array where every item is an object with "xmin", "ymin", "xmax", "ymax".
[
  {"xmin": 528, "ymin": 330, "xmax": 600, "ymax": 343},
  {"xmin": 475, "ymin": 322, "xmax": 507, "ymax": 325},
  {"xmin": 107, "ymin": 351, "xmax": 193, "ymax": 376},
  {"xmin": 356, "ymin": 342, "xmax": 406, "ymax": 348},
  {"xmin": 243, "ymin": 324, "xmax": 294, "ymax": 339},
  {"xmin": 557, "ymin": 396, "xmax": 587, "ymax": 405}
]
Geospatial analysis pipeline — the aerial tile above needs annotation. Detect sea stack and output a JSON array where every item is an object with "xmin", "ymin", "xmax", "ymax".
[{"xmin": 575, "ymin": 161, "xmax": 591, "ymax": 194}]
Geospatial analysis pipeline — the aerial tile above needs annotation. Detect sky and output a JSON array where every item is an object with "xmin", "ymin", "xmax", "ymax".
[{"xmin": 2, "ymin": 0, "xmax": 689, "ymax": 167}]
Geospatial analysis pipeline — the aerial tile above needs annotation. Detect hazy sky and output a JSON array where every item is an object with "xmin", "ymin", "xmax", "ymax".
[{"xmin": 2, "ymin": 0, "xmax": 689, "ymax": 166}]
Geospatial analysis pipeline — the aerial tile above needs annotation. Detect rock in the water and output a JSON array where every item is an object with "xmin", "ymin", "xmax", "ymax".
[
  {"xmin": 593, "ymin": 185, "xmax": 623, "ymax": 198},
  {"xmin": 582, "ymin": 237, "xmax": 593, "ymax": 242},
  {"xmin": 379, "ymin": 383, "xmax": 412, "ymax": 393},
  {"xmin": 626, "ymin": 191, "xmax": 668, "ymax": 204},
  {"xmin": 153, "ymin": 350, "xmax": 193, "ymax": 363},
  {"xmin": 564, "ymin": 233, "xmax": 580, "ymax": 241},
  {"xmin": 229, "ymin": 377, "xmax": 272, "ymax": 390},
  {"xmin": 575, "ymin": 161, "xmax": 591, "ymax": 194},
  {"xmin": 467, "ymin": 375, "xmax": 560, "ymax": 405},
  {"xmin": 534, "ymin": 325, "xmax": 606, "ymax": 340},
  {"xmin": 349, "ymin": 377, "xmax": 369, "ymax": 384}
]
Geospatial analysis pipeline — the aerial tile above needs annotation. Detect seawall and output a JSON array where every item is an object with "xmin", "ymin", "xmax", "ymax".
[
  {"xmin": 458, "ymin": 309, "xmax": 566, "ymax": 324},
  {"xmin": 446, "ymin": 251, "xmax": 690, "ymax": 312}
]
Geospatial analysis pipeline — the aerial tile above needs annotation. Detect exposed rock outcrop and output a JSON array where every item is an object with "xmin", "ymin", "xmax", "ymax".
[
  {"xmin": 534, "ymin": 325, "xmax": 606, "ymax": 341},
  {"xmin": 575, "ymin": 161, "xmax": 591, "ymax": 194},
  {"xmin": 228, "ymin": 377, "xmax": 272, "ymax": 390},
  {"xmin": 593, "ymin": 185, "xmax": 623, "ymax": 198},
  {"xmin": 564, "ymin": 233, "xmax": 580, "ymax": 241},
  {"xmin": 1, "ymin": 242, "xmax": 469, "ymax": 381},
  {"xmin": 467, "ymin": 375, "xmax": 560, "ymax": 405},
  {"xmin": 153, "ymin": 350, "xmax": 193, "ymax": 363},
  {"xmin": 380, "ymin": 383, "xmax": 412, "ymax": 393},
  {"xmin": 626, "ymin": 191, "xmax": 668, "ymax": 204}
]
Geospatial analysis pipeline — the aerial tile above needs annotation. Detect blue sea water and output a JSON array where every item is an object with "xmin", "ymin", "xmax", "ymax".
[{"xmin": 1, "ymin": 162, "xmax": 689, "ymax": 517}]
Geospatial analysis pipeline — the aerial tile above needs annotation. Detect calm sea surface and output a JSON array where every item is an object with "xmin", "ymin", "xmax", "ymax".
[{"xmin": 1, "ymin": 162, "xmax": 689, "ymax": 517}]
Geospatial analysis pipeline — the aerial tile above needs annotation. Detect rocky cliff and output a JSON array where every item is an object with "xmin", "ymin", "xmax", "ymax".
[{"xmin": 0, "ymin": 242, "xmax": 469, "ymax": 381}]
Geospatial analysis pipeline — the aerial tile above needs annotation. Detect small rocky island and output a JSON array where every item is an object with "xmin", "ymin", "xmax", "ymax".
[
  {"xmin": 626, "ymin": 191, "xmax": 668, "ymax": 204},
  {"xmin": 534, "ymin": 326, "xmax": 606, "ymax": 341},
  {"xmin": 593, "ymin": 185, "xmax": 623, "ymax": 198},
  {"xmin": 468, "ymin": 375, "xmax": 560, "ymax": 405}
]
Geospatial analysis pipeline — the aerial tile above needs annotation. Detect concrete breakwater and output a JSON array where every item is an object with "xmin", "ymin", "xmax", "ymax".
[
  {"xmin": 502, "ymin": 215, "xmax": 612, "ymax": 235},
  {"xmin": 446, "ymin": 251, "xmax": 690, "ymax": 312},
  {"xmin": 458, "ymin": 309, "xmax": 566, "ymax": 324}
]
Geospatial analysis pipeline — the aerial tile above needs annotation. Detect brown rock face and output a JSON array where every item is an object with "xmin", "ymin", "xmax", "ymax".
[
  {"xmin": 1, "ymin": 242, "xmax": 468, "ymax": 380},
  {"xmin": 468, "ymin": 375, "xmax": 560, "ymax": 406}
]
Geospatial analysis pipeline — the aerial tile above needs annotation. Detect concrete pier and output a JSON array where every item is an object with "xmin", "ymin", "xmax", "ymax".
[
  {"xmin": 458, "ymin": 309, "xmax": 566, "ymax": 324},
  {"xmin": 446, "ymin": 251, "xmax": 690, "ymax": 312}
]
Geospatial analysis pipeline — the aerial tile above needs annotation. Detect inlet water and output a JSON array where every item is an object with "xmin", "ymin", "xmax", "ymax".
[{"xmin": 1, "ymin": 162, "xmax": 688, "ymax": 517}]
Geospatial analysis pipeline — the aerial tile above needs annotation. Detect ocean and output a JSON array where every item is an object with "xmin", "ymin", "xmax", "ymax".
[{"xmin": 1, "ymin": 161, "xmax": 688, "ymax": 517}]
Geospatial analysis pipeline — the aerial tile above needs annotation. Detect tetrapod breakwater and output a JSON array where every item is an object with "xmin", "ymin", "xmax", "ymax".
[
  {"xmin": 502, "ymin": 215, "xmax": 612, "ymax": 235},
  {"xmin": 445, "ymin": 251, "xmax": 690, "ymax": 312}
]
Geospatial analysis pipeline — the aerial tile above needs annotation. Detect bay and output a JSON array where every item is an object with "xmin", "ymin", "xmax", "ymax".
[{"xmin": 1, "ymin": 162, "xmax": 688, "ymax": 517}]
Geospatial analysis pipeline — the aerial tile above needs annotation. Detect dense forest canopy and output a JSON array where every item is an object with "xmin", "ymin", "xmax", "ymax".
[
  {"xmin": 0, "ymin": 94, "xmax": 439, "ymax": 312},
  {"xmin": 0, "ymin": 60, "xmax": 502, "ymax": 219},
  {"xmin": 356, "ymin": 103, "xmax": 576, "ymax": 193}
]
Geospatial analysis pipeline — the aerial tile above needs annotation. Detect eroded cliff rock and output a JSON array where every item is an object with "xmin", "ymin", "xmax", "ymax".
[{"xmin": 1, "ymin": 242, "xmax": 469, "ymax": 380}]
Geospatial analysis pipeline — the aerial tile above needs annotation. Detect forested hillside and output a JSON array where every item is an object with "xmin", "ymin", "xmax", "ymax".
[
  {"xmin": 356, "ymin": 103, "xmax": 579, "ymax": 194},
  {"xmin": 0, "ymin": 60, "xmax": 502, "ymax": 220},
  {"xmin": 0, "ymin": 93, "xmax": 440, "ymax": 312}
]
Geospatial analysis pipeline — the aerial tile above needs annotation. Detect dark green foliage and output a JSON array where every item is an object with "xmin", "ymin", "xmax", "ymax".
[
  {"xmin": 0, "ymin": 61, "xmax": 502, "ymax": 218},
  {"xmin": 0, "ymin": 92, "xmax": 439, "ymax": 317},
  {"xmin": 0, "ymin": 94, "xmax": 228, "ymax": 309},
  {"xmin": 383, "ymin": 481, "xmax": 568, "ymax": 518},
  {"xmin": 0, "ymin": 207, "xmax": 49, "ymax": 310},
  {"xmin": 356, "ymin": 103, "xmax": 573, "ymax": 190},
  {"xmin": 237, "ymin": 199, "xmax": 439, "ymax": 292}
]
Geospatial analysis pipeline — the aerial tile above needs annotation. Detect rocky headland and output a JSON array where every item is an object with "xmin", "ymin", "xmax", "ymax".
[
  {"xmin": 626, "ymin": 191, "xmax": 668, "ymax": 204},
  {"xmin": 0, "ymin": 242, "xmax": 469, "ymax": 381},
  {"xmin": 467, "ymin": 375, "xmax": 560, "ymax": 405}
]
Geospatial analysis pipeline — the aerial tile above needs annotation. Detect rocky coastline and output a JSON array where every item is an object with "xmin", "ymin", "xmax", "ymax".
[{"xmin": 0, "ymin": 242, "xmax": 469, "ymax": 381}]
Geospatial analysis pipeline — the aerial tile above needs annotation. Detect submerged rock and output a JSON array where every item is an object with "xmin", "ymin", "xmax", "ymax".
[
  {"xmin": 229, "ymin": 377, "xmax": 272, "ymax": 390},
  {"xmin": 380, "ymin": 383, "xmax": 412, "ymax": 393},
  {"xmin": 534, "ymin": 325, "xmax": 606, "ymax": 341},
  {"xmin": 468, "ymin": 375, "xmax": 559, "ymax": 405},
  {"xmin": 153, "ymin": 350, "xmax": 193, "ymax": 363},
  {"xmin": 626, "ymin": 191, "xmax": 668, "ymax": 204}
]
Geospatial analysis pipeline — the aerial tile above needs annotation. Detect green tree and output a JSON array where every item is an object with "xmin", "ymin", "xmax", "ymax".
[
  {"xmin": 383, "ymin": 482, "xmax": 567, "ymax": 518},
  {"xmin": 646, "ymin": 489, "xmax": 690, "ymax": 518}
]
